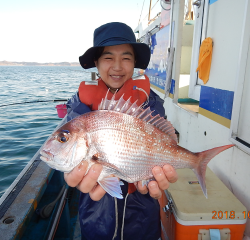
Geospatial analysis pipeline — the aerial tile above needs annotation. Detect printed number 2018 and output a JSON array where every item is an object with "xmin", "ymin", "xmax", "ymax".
[
  {"xmin": 212, "ymin": 211, "xmax": 250, "ymax": 219},
  {"xmin": 212, "ymin": 211, "xmax": 235, "ymax": 219}
]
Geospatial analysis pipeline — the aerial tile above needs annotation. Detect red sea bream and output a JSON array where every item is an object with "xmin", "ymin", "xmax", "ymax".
[{"xmin": 40, "ymin": 94, "xmax": 234, "ymax": 199}]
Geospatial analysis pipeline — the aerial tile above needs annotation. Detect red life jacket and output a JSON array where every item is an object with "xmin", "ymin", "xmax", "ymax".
[
  {"xmin": 79, "ymin": 75, "xmax": 151, "ymax": 194},
  {"xmin": 78, "ymin": 75, "xmax": 150, "ymax": 111}
]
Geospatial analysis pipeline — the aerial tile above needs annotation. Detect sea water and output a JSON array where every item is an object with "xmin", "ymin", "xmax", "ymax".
[{"xmin": 0, "ymin": 66, "xmax": 95, "ymax": 198}]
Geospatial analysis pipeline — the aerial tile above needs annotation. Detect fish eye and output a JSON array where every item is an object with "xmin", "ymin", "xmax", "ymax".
[{"xmin": 57, "ymin": 132, "xmax": 69, "ymax": 143}]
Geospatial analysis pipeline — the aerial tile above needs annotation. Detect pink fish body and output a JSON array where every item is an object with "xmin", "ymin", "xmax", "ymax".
[{"xmin": 40, "ymin": 94, "xmax": 233, "ymax": 198}]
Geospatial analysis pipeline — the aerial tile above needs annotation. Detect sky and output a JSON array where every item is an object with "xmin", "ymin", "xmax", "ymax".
[{"xmin": 0, "ymin": 0, "xmax": 154, "ymax": 63}]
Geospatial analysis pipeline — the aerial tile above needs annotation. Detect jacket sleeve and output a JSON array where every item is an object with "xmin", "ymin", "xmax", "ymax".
[
  {"xmin": 144, "ymin": 89, "xmax": 165, "ymax": 117},
  {"xmin": 66, "ymin": 92, "xmax": 91, "ymax": 122}
]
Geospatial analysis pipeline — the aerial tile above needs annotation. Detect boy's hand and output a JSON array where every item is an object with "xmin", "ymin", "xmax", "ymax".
[
  {"xmin": 64, "ymin": 162, "xmax": 106, "ymax": 201},
  {"xmin": 65, "ymin": 163, "xmax": 177, "ymax": 201},
  {"xmin": 136, "ymin": 164, "xmax": 178, "ymax": 199}
]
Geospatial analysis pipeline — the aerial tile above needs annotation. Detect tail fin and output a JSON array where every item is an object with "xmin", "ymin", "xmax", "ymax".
[{"xmin": 193, "ymin": 144, "xmax": 234, "ymax": 198}]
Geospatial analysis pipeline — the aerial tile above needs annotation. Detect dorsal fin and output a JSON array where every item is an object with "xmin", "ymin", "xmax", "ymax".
[{"xmin": 98, "ymin": 91, "xmax": 178, "ymax": 143}]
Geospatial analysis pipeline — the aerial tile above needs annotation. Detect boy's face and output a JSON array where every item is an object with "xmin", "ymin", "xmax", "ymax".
[{"xmin": 94, "ymin": 44, "xmax": 135, "ymax": 93}]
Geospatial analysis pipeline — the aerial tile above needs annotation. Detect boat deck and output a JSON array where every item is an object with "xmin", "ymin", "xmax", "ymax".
[{"xmin": 0, "ymin": 150, "xmax": 82, "ymax": 240}]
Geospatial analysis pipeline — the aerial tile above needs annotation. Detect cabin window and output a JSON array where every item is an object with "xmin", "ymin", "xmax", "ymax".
[
  {"xmin": 176, "ymin": 0, "xmax": 209, "ymax": 112},
  {"xmin": 230, "ymin": 0, "xmax": 250, "ymax": 154}
]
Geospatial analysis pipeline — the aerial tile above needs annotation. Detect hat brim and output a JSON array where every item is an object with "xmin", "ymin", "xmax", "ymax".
[{"xmin": 79, "ymin": 42, "xmax": 150, "ymax": 70}]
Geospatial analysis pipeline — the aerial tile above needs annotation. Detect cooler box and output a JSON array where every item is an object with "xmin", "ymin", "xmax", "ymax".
[{"xmin": 159, "ymin": 168, "xmax": 247, "ymax": 240}]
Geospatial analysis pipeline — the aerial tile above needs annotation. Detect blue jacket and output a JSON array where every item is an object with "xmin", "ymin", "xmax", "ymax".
[{"xmin": 66, "ymin": 89, "xmax": 165, "ymax": 240}]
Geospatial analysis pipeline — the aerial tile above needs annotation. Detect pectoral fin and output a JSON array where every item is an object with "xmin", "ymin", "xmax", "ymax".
[{"xmin": 98, "ymin": 177, "xmax": 123, "ymax": 199}]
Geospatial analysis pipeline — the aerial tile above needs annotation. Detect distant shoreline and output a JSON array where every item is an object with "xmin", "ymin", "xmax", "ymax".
[{"xmin": 0, "ymin": 61, "xmax": 80, "ymax": 66}]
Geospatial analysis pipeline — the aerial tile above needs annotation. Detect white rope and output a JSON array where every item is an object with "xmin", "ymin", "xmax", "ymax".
[
  {"xmin": 134, "ymin": 86, "xmax": 149, "ymax": 107},
  {"xmin": 121, "ymin": 193, "xmax": 129, "ymax": 240},
  {"xmin": 112, "ymin": 197, "xmax": 118, "ymax": 240}
]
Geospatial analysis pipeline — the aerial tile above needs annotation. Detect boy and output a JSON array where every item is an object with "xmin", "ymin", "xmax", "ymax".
[{"xmin": 65, "ymin": 22, "xmax": 177, "ymax": 240}]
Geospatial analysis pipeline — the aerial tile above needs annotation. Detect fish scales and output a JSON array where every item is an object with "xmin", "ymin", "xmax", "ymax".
[
  {"xmin": 40, "ymin": 94, "xmax": 234, "ymax": 198},
  {"xmin": 82, "ymin": 111, "xmax": 188, "ymax": 181}
]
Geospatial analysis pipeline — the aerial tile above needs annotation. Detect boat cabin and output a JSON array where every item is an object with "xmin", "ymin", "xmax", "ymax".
[{"xmin": 135, "ymin": 0, "xmax": 250, "ymax": 239}]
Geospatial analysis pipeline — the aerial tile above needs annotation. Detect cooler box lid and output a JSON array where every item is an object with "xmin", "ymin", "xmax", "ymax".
[{"xmin": 165, "ymin": 168, "xmax": 247, "ymax": 226}]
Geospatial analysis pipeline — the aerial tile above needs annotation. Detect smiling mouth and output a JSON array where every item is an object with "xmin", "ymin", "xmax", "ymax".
[{"xmin": 110, "ymin": 75, "xmax": 124, "ymax": 80}]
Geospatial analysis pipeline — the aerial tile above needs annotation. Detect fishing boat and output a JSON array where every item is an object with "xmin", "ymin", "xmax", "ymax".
[
  {"xmin": 134, "ymin": 0, "xmax": 250, "ymax": 239},
  {"xmin": 0, "ymin": 0, "xmax": 250, "ymax": 239}
]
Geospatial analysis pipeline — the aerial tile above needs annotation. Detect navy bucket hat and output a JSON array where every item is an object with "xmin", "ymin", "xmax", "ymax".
[{"xmin": 79, "ymin": 22, "xmax": 150, "ymax": 69}]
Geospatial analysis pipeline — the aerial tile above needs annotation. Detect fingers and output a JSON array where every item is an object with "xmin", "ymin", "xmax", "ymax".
[
  {"xmin": 64, "ymin": 162, "xmax": 178, "ymax": 202},
  {"xmin": 89, "ymin": 184, "xmax": 107, "ymax": 201},
  {"xmin": 152, "ymin": 166, "xmax": 170, "ymax": 190},
  {"xmin": 162, "ymin": 164, "xmax": 178, "ymax": 183},
  {"xmin": 64, "ymin": 161, "xmax": 105, "ymax": 201},
  {"xmin": 147, "ymin": 165, "xmax": 178, "ymax": 199},
  {"xmin": 136, "ymin": 181, "xmax": 148, "ymax": 195},
  {"xmin": 136, "ymin": 180, "xmax": 162, "ymax": 199},
  {"xmin": 148, "ymin": 181, "xmax": 162, "ymax": 199},
  {"xmin": 64, "ymin": 161, "xmax": 89, "ymax": 187},
  {"xmin": 136, "ymin": 180, "xmax": 161, "ymax": 199},
  {"xmin": 78, "ymin": 164, "xmax": 102, "ymax": 193}
]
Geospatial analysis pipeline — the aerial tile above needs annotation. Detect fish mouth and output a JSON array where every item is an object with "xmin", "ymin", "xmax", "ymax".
[{"xmin": 40, "ymin": 150, "xmax": 54, "ymax": 162}]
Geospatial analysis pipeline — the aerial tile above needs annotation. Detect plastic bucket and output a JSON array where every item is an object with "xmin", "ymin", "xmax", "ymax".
[{"xmin": 56, "ymin": 104, "xmax": 67, "ymax": 118}]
